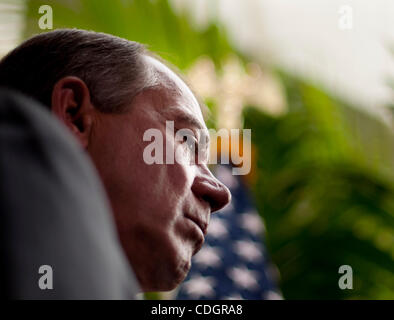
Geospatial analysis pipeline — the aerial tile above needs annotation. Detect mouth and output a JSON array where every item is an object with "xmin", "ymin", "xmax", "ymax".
[
  {"xmin": 184, "ymin": 213, "xmax": 208, "ymax": 236},
  {"xmin": 184, "ymin": 213, "xmax": 208, "ymax": 255}
]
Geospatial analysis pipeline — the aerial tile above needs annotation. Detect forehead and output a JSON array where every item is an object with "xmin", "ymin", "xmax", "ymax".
[{"xmin": 142, "ymin": 55, "xmax": 206, "ymax": 127}]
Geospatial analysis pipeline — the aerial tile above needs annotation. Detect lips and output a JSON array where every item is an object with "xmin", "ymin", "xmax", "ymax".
[{"xmin": 185, "ymin": 213, "xmax": 208, "ymax": 236}]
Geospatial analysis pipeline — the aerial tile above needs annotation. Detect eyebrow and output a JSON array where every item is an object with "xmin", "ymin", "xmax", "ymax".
[
  {"xmin": 162, "ymin": 106, "xmax": 211, "ymax": 145},
  {"xmin": 162, "ymin": 106, "xmax": 205, "ymax": 131}
]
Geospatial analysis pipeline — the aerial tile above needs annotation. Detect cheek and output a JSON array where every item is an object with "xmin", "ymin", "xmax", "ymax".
[
  {"xmin": 89, "ymin": 127, "xmax": 140, "ymax": 196},
  {"xmin": 167, "ymin": 163, "xmax": 193, "ymax": 195},
  {"xmin": 87, "ymin": 120, "xmax": 149, "ymax": 237},
  {"xmin": 89, "ymin": 117, "xmax": 196, "ymax": 230},
  {"xmin": 165, "ymin": 135, "xmax": 196, "ymax": 194},
  {"xmin": 137, "ymin": 128, "xmax": 196, "ymax": 209}
]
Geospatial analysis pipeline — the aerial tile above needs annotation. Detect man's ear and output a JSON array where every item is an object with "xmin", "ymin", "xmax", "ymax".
[{"xmin": 51, "ymin": 76, "xmax": 95, "ymax": 149}]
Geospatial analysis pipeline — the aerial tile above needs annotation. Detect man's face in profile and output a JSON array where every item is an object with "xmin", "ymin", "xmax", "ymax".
[{"xmin": 85, "ymin": 56, "xmax": 231, "ymax": 292}]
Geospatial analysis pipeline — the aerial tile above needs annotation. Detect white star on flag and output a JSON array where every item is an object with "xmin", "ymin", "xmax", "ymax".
[
  {"xmin": 207, "ymin": 217, "xmax": 228, "ymax": 239},
  {"xmin": 227, "ymin": 266, "xmax": 259, "ymax": 291},
  {"xmin": 194, "ymin": 245, "xmax": 223, "ymax": 268},
  {"xmin": 223, "ymin": 293, "xmax": 244, "ymax": 300},
  {"xmin": 233, "ymin": 240, "xmax": 263, "ymax": 262},
  {"xmin": 239, "ymin": 211, "xmax": 265, "ymax": 235},
  {"xmin": 262, "ymin": 291, "xmax": 283, "ymax": 300},
  {"xmin": 183, "ymin": 275, "xmax": 216, "ymax": 299}
]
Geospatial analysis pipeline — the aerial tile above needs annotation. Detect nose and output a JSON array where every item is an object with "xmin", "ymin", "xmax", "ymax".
[{"xmin": 191, "ymin": 167, "xmax": 231, "ymax": 213}]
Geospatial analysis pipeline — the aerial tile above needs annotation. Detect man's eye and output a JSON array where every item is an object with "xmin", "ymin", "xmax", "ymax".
[{"xmin": 182, "ymin": 134, "xmax": 198, "ymax": 153}]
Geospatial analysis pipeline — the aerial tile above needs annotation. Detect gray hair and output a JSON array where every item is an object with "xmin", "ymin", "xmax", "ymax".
[{"xmin": 0, "ymin": 28, "xmax": 156, "ymax": 113}]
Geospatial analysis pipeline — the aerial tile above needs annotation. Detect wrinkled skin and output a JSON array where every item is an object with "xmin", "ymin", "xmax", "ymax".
[{"xmin": 52, "ymin": 55, "xmax": 231, "ymax": 292}]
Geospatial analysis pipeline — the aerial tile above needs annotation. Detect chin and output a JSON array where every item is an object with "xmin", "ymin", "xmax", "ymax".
[
  {"xmin": 142, "ymin": 249, "xmax": 192, "ymax": 292},
  {"xmin": 160, "ymin": 256, "xmax": 192, "ymax": 292},
  {"xmin": 170, "ymin": 257, "xmax": 192, "ymax": 290}
]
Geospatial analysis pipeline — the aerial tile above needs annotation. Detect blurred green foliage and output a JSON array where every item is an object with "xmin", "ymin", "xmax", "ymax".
[
  {"xmin": 24, "ymin": 0, "xmax": 233, "ymax": 69},
  {"xmin": 244, "ymin": 75, "xmax": 394, "ymax": 299},
  {"xmin": 20, "ymin": 0, "xmax": 394, "ymax": 299}
]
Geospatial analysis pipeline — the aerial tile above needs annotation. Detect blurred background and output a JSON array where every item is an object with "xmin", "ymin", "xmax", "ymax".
[{"xmin": 0, "ymin": 0, "xmax": 393, "ymax": 299}]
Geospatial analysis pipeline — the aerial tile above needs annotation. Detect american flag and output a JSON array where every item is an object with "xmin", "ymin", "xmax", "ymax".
[{"xmin": 176, "ymin": 165, "xmax": 283, "ymax": 300}]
